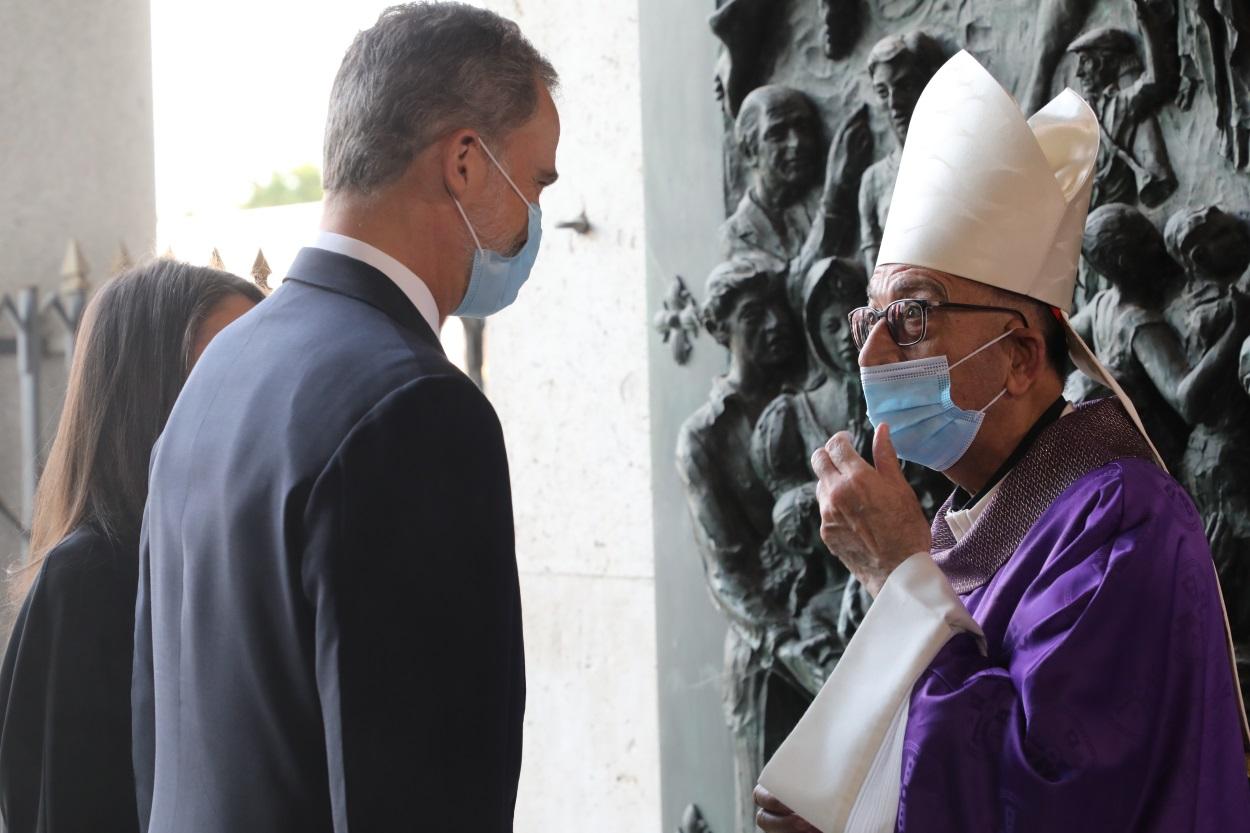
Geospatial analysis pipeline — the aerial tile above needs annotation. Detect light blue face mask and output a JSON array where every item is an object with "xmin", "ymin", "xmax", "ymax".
[
  {"xmin": 859, "ymin": 330, "xmax": 1014, "ymax": 471},
  {"xmin": 452, "ymin": 140, "xmax": 543, "ymax": 318}
]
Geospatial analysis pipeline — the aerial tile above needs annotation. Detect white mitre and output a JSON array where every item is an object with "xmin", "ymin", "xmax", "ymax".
[{"xmin": 876, "ymin": 49, "xmax": 1164, "ymax": 467}]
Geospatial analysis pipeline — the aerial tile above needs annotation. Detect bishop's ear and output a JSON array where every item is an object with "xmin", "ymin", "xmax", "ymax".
[{"xmin": 1004, "ymin": 324, "xmax": 1049, "ymax": 396}]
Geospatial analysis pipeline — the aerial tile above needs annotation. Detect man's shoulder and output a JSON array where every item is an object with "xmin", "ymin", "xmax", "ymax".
[
  {"xmin": 251, "ymin": 278, "xmax": 448, "ymax": 369},
  {"xmin": 1108, "ymin": 457, "xmax": 1205, "ymax": 534},
  {"xmin": 207, "ymin": 280, "xmax": 456, "ymax": 401},
  {"xmin": 1053, "ymin": 458, "xmax": 1207, "ymax": 559},
  {"xmin": 300, "ymin": 368, "xmax": 496, "ymax": 487},
  {"xmin": 160, "ymin": 281, "xmax": 471, "ymax": 488},
  {"xmin": 351, "ymin": 372, "xmax": 496, "ymax": 442},
  {"xmin": 996, "ymin": 458, "xmax": 1212, "ymax": 626},
  {"xmin": 309, "ymin": 374, "xmax": 504, "ymax": 516}
]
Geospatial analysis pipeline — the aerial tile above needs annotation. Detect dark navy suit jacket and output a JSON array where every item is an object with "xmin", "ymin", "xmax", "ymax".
[{"xmin": 132, "ymin": 248, "xmax": 524, "ymax": 832}]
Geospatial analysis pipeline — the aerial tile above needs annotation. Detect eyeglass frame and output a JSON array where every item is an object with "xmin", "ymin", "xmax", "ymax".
[{"xmin": 848, "ymin": 298, "xmax": 1029, "ymax": 350}]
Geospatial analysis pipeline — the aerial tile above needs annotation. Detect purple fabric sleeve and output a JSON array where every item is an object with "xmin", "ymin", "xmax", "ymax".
[{"xmin": 899, "ymin": 459, "xmax": 1250, "ymax": 832}]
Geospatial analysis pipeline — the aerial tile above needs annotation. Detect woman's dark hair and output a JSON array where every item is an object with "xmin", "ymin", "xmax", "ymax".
[{"xmin": 26, "ymin": 259, "xmax": 264, "ymax": 564}]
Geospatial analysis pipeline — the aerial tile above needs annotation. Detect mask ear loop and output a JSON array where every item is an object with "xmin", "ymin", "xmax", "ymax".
[
  {"xmin": 451, "ymin": 197, "xmax": 485, "ymax": 252},
  {"xmin": 449, "ymin": 136, "xmax": 531, "ymax": 253},
  {"xmin": 950, "ymin": 328, "xmax": 1019, "ymax": 415},
  {"xmin": 478, "ymin": 139, "xmax": 533, "ymax": 209},
  {"xmin": 977, "ymin": 387, "xmax": 1010, "ymax": 415},
  {"xmin": 949, "ymin": 328, "xmax": 1017, "ymax": 370}
]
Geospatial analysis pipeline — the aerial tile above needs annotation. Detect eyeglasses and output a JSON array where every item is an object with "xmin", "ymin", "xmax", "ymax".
[{"xmin": 848, "ymin": 298, "xmax": 1029, "ymax": 350}]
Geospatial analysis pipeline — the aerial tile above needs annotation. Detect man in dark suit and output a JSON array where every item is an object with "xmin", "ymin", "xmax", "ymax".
[{"xmin": 131, "ymin": 5, "xmax": 560, "ymax": 831}]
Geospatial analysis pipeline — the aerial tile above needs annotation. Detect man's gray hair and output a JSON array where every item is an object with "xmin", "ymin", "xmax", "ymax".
[{"xmin": 323, "ymin": 2, "xmax": 558, "ymax": 194}]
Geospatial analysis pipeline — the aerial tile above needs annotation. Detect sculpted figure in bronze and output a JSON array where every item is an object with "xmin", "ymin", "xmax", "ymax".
[
  {"xmin": 1163, "ymin": 207, "xmax": 1250, "ymax": 671},
  {"xmin": 1068, "ymin": 0, "xmax": 1179, "ymax": 208},
  {"xmin": 674, "ymin": 253, "xmax": 809, "ymax": 833},
  {"xmin": 817, "ymin": 0, "xmax": 860, "ymax": 62},
  {"xmin": 720, "ymin": 86, "xmax": 824, "ymax": 264},
  {"xmin": 709, "ymin": 0, "xmax": 776, "ymax": 118},
  {"xmin": 857, "ymin": 32, "xmax": 946, "ymax": 273},
  {"xmin": 1177, "ymin": 0, "xmax": 1250, "ymax": 170},
  {"xmin": 721, "ymin": 86, "xmax": 870, "ymax": 313},
  {"xmin": 752, "ymin": 257, "xmax": 871, "ymax": 500},
  {"xmin": 749, "ymin": 257, "xmax": 875, "ymax": 676},
  {"xmin": 663, "ymin": 0, "xmax": 1250, "ymax": 825},
  {"xmin": 1068, "ymin": 203, "xmax": 1190, "ymax": 469}
]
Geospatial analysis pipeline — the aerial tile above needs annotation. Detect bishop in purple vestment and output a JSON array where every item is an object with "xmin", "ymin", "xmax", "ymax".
[
  {"xmin": 753, "ymin": 51, "xmax": 1250, "ymax": 833},
  {"xmin": 899, "ymin": 400, "xmax": 1250, "ymax": 831}
]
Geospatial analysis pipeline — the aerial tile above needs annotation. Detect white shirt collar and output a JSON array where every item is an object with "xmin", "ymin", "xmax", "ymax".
[
  {"xmin": 944, "ymin": 480, "xmax": 1001, "ymax": 543},
  {"xmin": 310, "ymin": 231, "xmax": 441, "ymax": 334}
]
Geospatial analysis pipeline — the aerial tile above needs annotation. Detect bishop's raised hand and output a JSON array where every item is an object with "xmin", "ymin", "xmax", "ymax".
[{"xmin": 811, "ymin": 423, "xmax": 931, "ymax": 597}]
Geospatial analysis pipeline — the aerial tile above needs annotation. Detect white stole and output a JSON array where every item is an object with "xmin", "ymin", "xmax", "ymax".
[{"xmin": 757, "ymin": 553, "xmax": 983, "ymax": 833}]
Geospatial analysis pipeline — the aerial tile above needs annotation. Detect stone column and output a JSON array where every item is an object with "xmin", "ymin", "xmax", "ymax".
[
  {"xmin": 469, "ymin": 2, "xmax": 661, "ymax": 832},
  {"xmin": 0, "ymin": 0, "xmax": 155, "ymax": 616}
]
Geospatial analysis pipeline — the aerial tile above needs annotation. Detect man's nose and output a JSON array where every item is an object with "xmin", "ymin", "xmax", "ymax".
[{"xmin": 857, "ymin": 318, "xmax": 903, "ymax": 368}]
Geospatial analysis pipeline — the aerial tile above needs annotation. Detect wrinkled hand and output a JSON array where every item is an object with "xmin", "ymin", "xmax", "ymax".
[
  {"xmin": 811, "ymin": 424, "xmax": 931, "ymax": 597},
  {"xmin": 753, "ymin": 785, "xmax": 820, "ymax": 833}
]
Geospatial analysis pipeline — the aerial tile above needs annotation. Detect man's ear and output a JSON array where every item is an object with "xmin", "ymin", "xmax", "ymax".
[
  {"xmin": 1004, "ymin": 325, "xmax": 1047, "ymax": 396},
  {"xmin": 442, "ymin": 130, "xmax": 482, "ymax": 201}
]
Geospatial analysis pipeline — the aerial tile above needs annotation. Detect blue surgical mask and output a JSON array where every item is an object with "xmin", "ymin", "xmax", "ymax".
[
  {"xmin": 452, "ymin": 140, "xmax": 543, "ymax": 318},
  {"xmin": 859, "ymin": 331, "xmax": 1014, "ymax": 471}
]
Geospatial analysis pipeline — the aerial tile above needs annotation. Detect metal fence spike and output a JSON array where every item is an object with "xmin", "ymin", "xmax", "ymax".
[
  {"xmin": 251, "ymin": 249, "xmax": 272, "ymax": 293},
  {"xmin": 110, "ymin": 241, "xmax": 132, "ymax": 275},
  {"xmin": 60, "ymin": 239, "xmax": 89, "ymax": 293}
]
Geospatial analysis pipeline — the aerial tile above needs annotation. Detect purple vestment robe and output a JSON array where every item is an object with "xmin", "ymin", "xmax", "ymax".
[{"xmin": 900, "ymin": 450, "xmax": 1250, "ymax": 830}]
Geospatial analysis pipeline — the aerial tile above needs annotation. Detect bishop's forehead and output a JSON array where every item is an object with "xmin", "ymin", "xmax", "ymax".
[{"xmin": 868, "ymin": 264, "xmax": 957, "ymax": 303}]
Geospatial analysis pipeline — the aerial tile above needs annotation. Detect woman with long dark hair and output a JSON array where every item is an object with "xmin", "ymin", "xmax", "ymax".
[{"xmin": 0, "ymin": 259, "xmax": 265, "ymax": 833}]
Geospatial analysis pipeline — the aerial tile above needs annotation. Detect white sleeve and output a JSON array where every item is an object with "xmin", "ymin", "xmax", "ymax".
[{"xmin": 757, "ymin": 552, "xmax": 984, "ymax": 833}]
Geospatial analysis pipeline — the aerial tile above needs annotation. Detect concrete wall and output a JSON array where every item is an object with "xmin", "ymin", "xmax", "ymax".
[
  {"xmin": 0, "ymin": 0, "xmax": 156, "ymax": 608},
  {"xmin": 470, "ymin": 1, "xmax": 660, "ymax": 831}
]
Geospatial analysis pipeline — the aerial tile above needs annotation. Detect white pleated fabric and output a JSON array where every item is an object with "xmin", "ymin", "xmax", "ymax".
[{"xmin": 757, "ymin": 554, "xmax": 983, "ymax": 833}]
